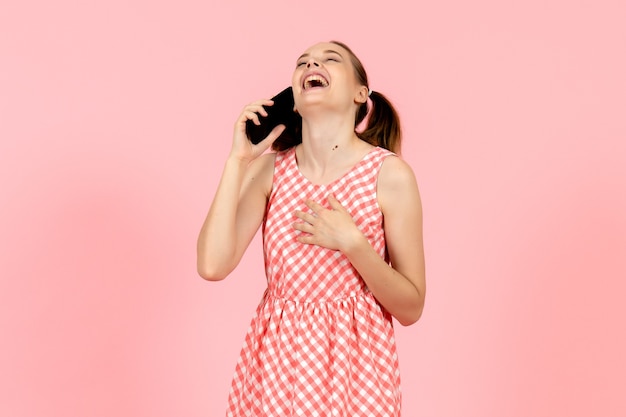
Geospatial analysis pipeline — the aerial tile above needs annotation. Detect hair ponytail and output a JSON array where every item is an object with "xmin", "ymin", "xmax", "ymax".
[{"xmin": 357, "ymin": 91, "xmax": 402, "ymax": 154}]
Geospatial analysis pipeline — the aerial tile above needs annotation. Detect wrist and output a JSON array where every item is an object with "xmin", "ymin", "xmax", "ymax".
[
  {"xmin": 225, "ymin": 154, "xmax": 252, "ymax": 168},
  {"xmin": 341, "ymin": 229, "xmax": 370, "ymax": 257}
]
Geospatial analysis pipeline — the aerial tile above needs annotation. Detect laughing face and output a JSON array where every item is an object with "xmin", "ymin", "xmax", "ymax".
[{"xmin": 292, "ymin": 42, "xmax": 368, "ymax": 116}]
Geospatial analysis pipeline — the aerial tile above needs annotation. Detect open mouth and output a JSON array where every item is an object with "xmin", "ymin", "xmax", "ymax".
[{"xmin": 303, "ymin": 74, "xmax": 329, "ymax": 90}]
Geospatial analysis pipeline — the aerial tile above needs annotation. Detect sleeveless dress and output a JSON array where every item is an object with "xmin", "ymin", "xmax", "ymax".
[{"xmin": 226, "ymin": 146, "xmax": 402, "ymax": 417}]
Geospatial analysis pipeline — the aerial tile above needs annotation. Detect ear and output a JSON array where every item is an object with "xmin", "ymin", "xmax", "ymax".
[{"xmin": 354, "ymin": 85, "xmax": 368, "ymax": 104}]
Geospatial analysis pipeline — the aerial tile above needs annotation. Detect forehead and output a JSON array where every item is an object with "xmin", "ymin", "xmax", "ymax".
[{"xmin": 299, "ymin": 42, "xmax": 349, "ymax": 57}]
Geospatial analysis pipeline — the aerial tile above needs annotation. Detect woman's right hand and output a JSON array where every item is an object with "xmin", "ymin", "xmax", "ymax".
[{"xmin": 230, "ymin": 99, "xmax": 286, "ymax": 163}]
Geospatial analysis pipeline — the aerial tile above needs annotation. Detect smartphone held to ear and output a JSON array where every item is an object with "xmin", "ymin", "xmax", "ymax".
[{"xmin": 245, "ymin": 87, "xmax": 299, "ymax": 145}]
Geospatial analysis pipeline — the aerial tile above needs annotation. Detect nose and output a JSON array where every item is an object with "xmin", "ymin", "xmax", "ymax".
[{"xmin": 306, "ymin": 59, "xmax": 320, "ymax": 68}]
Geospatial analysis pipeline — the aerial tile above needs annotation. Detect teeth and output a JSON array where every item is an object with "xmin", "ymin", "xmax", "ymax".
[{"xmin": 304, "ymin": 74, "xmax": 329, "ymax": 89}]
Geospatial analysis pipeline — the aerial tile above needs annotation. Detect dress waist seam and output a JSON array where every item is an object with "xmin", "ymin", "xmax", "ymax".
[{"xmin": 264, "ymin": 289, "xmax": 372, "ymax": 305}]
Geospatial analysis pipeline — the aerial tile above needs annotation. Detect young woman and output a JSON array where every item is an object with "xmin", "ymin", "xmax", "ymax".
[{"xmin": 197, "ymin": 41, "xmax": 426, "ymax": 416}]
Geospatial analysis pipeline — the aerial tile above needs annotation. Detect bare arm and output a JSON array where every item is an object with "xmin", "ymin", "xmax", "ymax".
[
  {"xmin": 196, "ymin": 100, "xmax": 285, "ymax": 280},
  {"xmin": 293, "ymin": 156, "xmax": 426, "ymax": 325}
]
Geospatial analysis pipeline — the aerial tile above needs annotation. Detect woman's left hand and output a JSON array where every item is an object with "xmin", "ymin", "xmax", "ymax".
[{"xmin": 293, "ymin": 194, "xmax": 365, "ymax": 252}]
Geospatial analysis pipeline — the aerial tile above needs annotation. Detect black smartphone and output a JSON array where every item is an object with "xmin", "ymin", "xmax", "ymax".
[{"xmin": 246, "ymin": 87, "xmax": 297, "ymax": 144}]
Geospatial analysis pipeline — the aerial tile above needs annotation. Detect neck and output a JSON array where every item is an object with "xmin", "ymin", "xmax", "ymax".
[
  {"xmin": 295, "ymin": 120, "xmax": 373, "ymax": 186},
  {"xmin": 299, "ymin": 114, "xmax": 358, "ymax": 162}
]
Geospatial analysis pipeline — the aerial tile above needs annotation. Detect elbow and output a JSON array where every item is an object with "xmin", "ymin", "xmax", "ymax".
[
  {"xmin": 397, "ymin": 303, "xmax": 425, "ymax": 327},
  {"xmin": 197, "ymin": 249, "xmax": 237, "ymax": 281},
  {"xmin": 398, "ymin": 283, "xmax": 426, "ymax": 326},
  {"xmin": 397, "ymin": 314, "xmax": 420, "ymax": 327},
  {"xmin": 197, "ymin": 263, "xmax": 230, "ymax": 282}
]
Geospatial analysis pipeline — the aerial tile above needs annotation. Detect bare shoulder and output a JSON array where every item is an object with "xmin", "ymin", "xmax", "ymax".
[
  {"xmin": 378, "ymin": 155, "xmax": 419, "ymax": 192},
  {"xmin": 377, "ymin": 155, "xmax": 421, "ymax": 213}
]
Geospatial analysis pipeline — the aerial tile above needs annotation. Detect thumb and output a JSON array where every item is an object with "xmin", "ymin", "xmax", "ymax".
[{"xmin": 259, "ymin": 124, "xmax": 286, "ymax": 147}]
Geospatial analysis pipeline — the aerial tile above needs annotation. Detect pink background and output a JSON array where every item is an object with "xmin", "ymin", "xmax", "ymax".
[{"xmin": 1, "ymin": 1, "xmax": 625, "ymax": 416}]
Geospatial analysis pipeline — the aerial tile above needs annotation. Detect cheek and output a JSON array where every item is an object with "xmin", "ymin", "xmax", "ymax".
[
  {"xmin": 291, "ymin": 71, "xmax": 302, "ymax": 89},
  {"xmin": 291, "ymin": 74, "xmax": 302, "ymax": 109}
]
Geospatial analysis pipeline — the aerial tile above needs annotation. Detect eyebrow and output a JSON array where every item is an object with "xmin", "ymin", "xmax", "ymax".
[{"xmin": 297, "ymin": 49, "xmax": 344, "ymax": 61}]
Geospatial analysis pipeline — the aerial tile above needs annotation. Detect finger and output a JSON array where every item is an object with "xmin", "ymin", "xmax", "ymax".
[
  {"xmin": 305, "ymin": 199, "xmax": 326, "ymax": 214},
  {"xmin": 248, "ymin": 99, "xmax": 274, "ymax": 108},
  {"xmin": 292, "ymin": 221, "xmax": 314, "ymax": 234},
  {"xmin": 242, "ymin": 100, "xmax": 273, "ymax": 119},
  {"xmin": 297, "ymin": 234, "xmax": 316, "ymax": 245},
  {"xmin": 293, "ymin": 210, "xmax": 316, "ymax": 224},
  {"xmin": 327, "ymin": 193, "xmax": 345, "ymax": 211},
  {"xmin": 242, "ymin": 110, "xmax": 262, "ymax": 125}
]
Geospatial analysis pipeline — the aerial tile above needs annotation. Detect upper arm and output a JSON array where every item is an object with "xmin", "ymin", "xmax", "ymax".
[
  {"xmin": 377, "ymin": 156, "xmax": 426, "ymax": 297},
  {"xmin": 232, "ymin": 153, "xmax": 276, "ymax": 261}
]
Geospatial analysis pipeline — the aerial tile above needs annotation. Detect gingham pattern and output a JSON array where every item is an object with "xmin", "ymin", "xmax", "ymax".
[{"xmin": 226, "ymin": 147, "xmax": 401, "ymax": 417}]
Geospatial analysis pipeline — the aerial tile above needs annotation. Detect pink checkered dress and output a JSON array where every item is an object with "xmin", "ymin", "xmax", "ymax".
[{"xmin": 226, "ymin": 146, "xmax": 402, "ymax": 416}]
